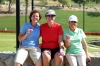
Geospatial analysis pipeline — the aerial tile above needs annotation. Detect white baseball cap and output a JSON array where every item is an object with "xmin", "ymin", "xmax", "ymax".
[
  {"xmin": 45, "ymin": 10, "xmax": 56, "ymax": 16},
  {"xmin": 68, "ymin": 15, "xmax": 78, "ymax": 22}
]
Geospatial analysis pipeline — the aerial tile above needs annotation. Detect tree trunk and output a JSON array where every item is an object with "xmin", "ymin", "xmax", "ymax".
[{"xmin": 8, "ymin": 1, "xmax": 11, "ymax": 13}]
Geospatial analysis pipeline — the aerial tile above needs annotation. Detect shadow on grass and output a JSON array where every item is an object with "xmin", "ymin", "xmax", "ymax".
[{"xmin": 87, "ymin": 12, "xmax": 100, "ymax": 17}]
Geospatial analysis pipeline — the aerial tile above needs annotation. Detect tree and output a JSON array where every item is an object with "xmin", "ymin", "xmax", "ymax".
[
  {"xmin": 90, "ymin": 0, "xmax": 100, "ymax": 4},
  {"xmin": 53, "ymin": 0, "xmax": 58, "ymax": 1},
  {"xmin": 58, "ymin": 0, "xmax": 71, "ymax": 7},
  {"xmin": 72, "ymin": 0, "xmax": 89, "ymax": 7},
  {"xmin": 0, "ymin": 0, "xmax": 3, "ymax": 4},
  {"xmin": 95, "ymin": 0, "xmax": 100, "ymax": 4},
  {"xmin": 1, "ymin": 0, "xmax": 15, "ymax": 12},
  {"xmin": 39, "ymin": 0, "xmax": 48, "ymax": 6}
]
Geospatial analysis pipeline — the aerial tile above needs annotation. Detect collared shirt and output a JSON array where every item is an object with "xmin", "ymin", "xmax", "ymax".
[
  {"xmin": 63, "ymin": 28, "xmax": 86, "ymax": 54},
  {"xmin": 20, "ymin": 22, "xmax": 40, "ymax": 47},
  {"xmin": 40, "ymin": 22, "xmax": 63, "ymax": 49}
]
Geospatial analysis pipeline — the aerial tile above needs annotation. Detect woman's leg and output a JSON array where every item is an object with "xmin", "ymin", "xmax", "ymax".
[
  {"xmin": 54, "ymin": 52, "xmax": 63, "ymax": 66},
  {"xmin": 14, "ymin": 48, "xmax": 28, "ymax": 66},
  {"xmin": 29, "ymin": 47, "xmax": 42, "ymax": 66},
  {"xmin": 77, "ymin": 53, "xmax": 86, "ymax": 66},
  {"xmin": 66, "ymin": 54, "xmax": 77, "ymax": 66},
  {"xmin": 42, "ymin": 50, "xmax": 51, "ymax": 66}
]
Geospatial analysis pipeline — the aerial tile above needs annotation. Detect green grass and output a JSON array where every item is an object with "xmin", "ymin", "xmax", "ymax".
[
  {"xmin": 0, "ymin": 33, "xmax": 16, "ymax": 52},
  {"xmin": 0, "ymin": 10, "xmax": 100, "ymax": 32},
  {"xmin": 0, "ymin": 33, "xmax": 100, "ymax": 52}
]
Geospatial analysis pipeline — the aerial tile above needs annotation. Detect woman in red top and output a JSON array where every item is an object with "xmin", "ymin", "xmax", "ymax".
[{"xmin": 40, "ymin": 10, "xmax": 64, "ymax": 66}]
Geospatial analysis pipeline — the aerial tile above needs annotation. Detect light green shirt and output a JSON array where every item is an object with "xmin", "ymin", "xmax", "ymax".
[{"xmin": 63, "ymin": 28, "xmax": 86, "ymax": 54}]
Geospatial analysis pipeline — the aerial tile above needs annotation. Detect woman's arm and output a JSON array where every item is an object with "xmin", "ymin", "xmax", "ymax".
[
  {"xmin": 64, "ymin": 36, "xmax": 70, "ymax": 48},
  {"xmin": 18, "ymin": 29, "xmax": 30, "ymax": 42},
  {"xmin": 82, "ymin": 39, "xmax": 91, "ymax": 61},
  {"xmin": 58, "ymin": 35, "xmax": 64, "ymax": 48},
  {"xmin": 82, "ymin": 39, "xmax": 88, "ymax": 55}
]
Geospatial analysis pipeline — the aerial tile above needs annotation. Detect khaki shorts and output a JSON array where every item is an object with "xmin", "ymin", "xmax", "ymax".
[{"xmin": 14, "ymin": 46, "xmax": 41, "ymax": 65}]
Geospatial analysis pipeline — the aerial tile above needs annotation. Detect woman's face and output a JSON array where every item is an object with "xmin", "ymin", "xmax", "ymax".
[
  {"xmin": 69, "ymin": 21, "xmax": 78, "ymax": 31},
  {"xmin": 45, "ymin": 15, "xmax": 56, "ymax": 22},
  {"xmin": 31, "ymin": 13, "xmax": 40, "ymax": 23}
]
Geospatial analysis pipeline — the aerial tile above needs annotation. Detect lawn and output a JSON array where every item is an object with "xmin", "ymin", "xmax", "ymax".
[
  {"xmin": 0, "ymin": 10, "xmax": 100, "ymax": 32},
  {"xmin": 0, "ymin": 33, "xmax": 16, "ymax": 52},
  {"xmin": 0, "ymin": 33, "xmax": 100, "ymax": 52}
]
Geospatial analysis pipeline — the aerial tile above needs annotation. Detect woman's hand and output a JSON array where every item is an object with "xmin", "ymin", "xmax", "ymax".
[
  {"xmin": 59, "ymin": 48, "xmax": 65, "ymax": 56},
  {"xmin": 64, "ymin": 35, "xmax": 70, "ymax": 48},
  {"xmin": 86, "ymin": 55, "xmax": 91, "ymax": 65},
  {"xmin": 26, "ymin": 29, "xmax": 33, "ymax": 35}
]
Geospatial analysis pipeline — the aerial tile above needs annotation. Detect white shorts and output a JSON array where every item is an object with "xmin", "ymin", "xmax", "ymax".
[{"xmin": 14, "ymin": 46, "xmax": 41, "ymax": 65}]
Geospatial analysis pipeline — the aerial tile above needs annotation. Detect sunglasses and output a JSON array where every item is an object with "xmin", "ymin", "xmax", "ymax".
[
  {"xmin": 70, "ymin": 21, "xmax": 77, "ymax": 23},
  {"xmin": 46, "ymin": 15, "xmax": 56, "ymax": 17}
]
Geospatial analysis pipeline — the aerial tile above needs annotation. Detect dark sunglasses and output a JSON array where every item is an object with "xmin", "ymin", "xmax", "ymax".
[
  {"xmin": 46, "ymin": 15, "xmax": 56, "ymax": 17},
  {"xmin": 70, "ymin": 21, "xmax": 77, "ymax": 23}
]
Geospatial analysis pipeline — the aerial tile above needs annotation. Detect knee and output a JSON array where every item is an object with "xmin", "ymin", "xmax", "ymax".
[
  {"xmin": 59, "ymin": 56, "xmax": 63, "ymax": 61},
  {"xmin": 55, "ymin": 55, "xmax": 63, "ymax": 62},
  {"xmin": 42, "ymin": 51, "xmax": 51, "ymax": 60}
]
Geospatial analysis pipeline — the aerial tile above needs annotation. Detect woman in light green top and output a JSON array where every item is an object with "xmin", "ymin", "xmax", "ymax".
[{"xmin": 63, "ymin": 15, "xmax": 91, "ymax": 66}]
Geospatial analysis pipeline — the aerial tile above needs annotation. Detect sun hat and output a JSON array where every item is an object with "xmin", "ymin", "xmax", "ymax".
[
  {"xmin": 68, "ymin": 15, "xmax": 78, "ymax": 22},
  {"xmin": 45, "ymin": 10, "xmax": 56, "ymax": 16}
]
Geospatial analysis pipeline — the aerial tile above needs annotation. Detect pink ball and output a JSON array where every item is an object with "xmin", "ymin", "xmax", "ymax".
[
  {"xmin": 60, "ymin": 52, "xmax": 63, "ymax": 55},
  {"xmin": 30, "ymin": 29, "xmax": 33, "ymax": 32},
  {"xmin": 66, "ymin": 35, "xmax": 70, "ymax": 39}
]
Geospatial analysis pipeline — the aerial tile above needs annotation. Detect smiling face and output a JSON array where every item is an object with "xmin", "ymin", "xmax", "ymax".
[
  {"xmin": 31, "ymin": 13, "xmax": 40, "ymax": 23},
  {"xmin": 45, "ymin": 15, "xmax": 56, "ymax": 23},
  {"xmin": 69, "ymin": 21, "xmax": 78, "ymax": 31},
  {"xmin": 29, "ymin": 10, "xmax": 41, "ymax": 23}
]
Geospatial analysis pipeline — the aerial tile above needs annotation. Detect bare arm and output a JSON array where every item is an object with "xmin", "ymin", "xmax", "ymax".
[
  {"xmin": 64, "ymin": 36, "xmax": 70, "ymax": 48},
  {"xmin": 82, "ymin": 38, "xmax": 91, "ymax": 61},
  {"xmin": 58, "ymin": 35, "xmax": 64, "ymax": 48},
  {"xmin": 64, "ymin": 39, "xmax": 70, "ymax": 48},
  {"xmin": 18, "ymin": 29, "xmax": 30, "ymax": 42},
  {"xmin": 82, "ymin": 39, "xmax": 88, "ymax": 55}
]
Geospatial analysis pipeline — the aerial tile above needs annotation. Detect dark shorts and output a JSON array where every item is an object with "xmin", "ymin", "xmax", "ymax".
[{"xmin": 41, "ymin": 47, "xmax": 60, "ymax": 59}]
